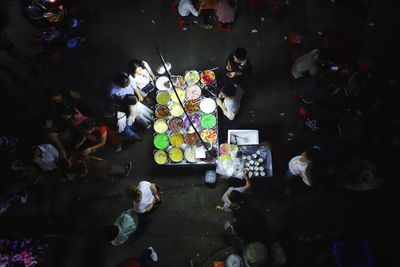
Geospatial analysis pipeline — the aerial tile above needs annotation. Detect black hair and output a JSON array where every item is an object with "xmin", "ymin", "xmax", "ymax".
[
  {"xmin": 123, "ymin": 94, "xmax": 137, "ymax": 105},
  {"xmin": 80, "ymin": 119, "xmax": 97, "ymax": 132},
  {"xmin": 234, "ymin": 47, "xmax": 247, "ymax": 61},
  {"xmin": 113, "ymin": 72, "xmax": 130, "ymax": 88},
  {"xmin": 129, "ymin": 59, "xmax": 145, "ymax": 75},
  {"xmin": 229, "ymin": 190, "xmax": 244, "ymax": 204},
  {"xmin": 222, "ymin": 85, "xmax": 237, "ymax": 97},
  {"xmin": 103, "ymin": 225, "xmax": 119, "ymax": 241}
]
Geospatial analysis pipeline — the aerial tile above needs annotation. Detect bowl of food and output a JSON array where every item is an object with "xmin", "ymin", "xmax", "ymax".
[
  {"xmin": 200, "ymin": 114, "xmax": 217, "ymax": 129},
  {"xmin": 155, "ymin": 105, "xmax": 170, "ymax": 119},
  {"xmin": 184, "ymin": 146, "xmax": 197, "ymax": 163},
  {"xmin": 169, "ymin": 147, "xmax": 183, "ymax": 163},
  {"xmin": 186, "ymin": 84, "xmax": 202, "ymax": 100},
  {"xmin": 200, "ymin": 98, "xmax": 216, "ymax": 113},
  {"xmin": 170, "ymin": 103, "xmax": 184, "ymax": 117},
  {"xmin": 200, "ymin": 70, "xmax": 216, "ymax": 85},
  {"xmin": 184, "ymin": 70, "xmax": 200, "ymax": 84},
  {"xmin": 153, "ymin": 133, "xmax": 169, "ymax": 150},
  {"xmin": 154, "ymin": 150, "xmax": 168, "ymax": 165},
  {"xmin": 168, "ymin": 117, "xmax": 184, "ymax": 132},
  {"xmin": 200, "ymin": 129, "xmax": 218, "ymax": 145},
  {"xmin": 156, "ymin": 91, "xmax": 171, "ymax": 105},
  {"xmin": 170, "ymin": 88, "xmax": 186, "ymax": 103},
  {"xmin": 183, "ymin": 115, "xmax": 200, "ymax": 131},
  {"xmin": 171, "ymin": 75, "xmax": 186, "ymax": 88},
  {"xmin": 184, "ymin": 99, "xmax": 200, "ymax": 114},
  {"xmin": 156, "ymin": 76, "xmax": 172, "ymax": 91},
  {"xmin": 185, "ymin": 132, "xmax": 199, "ymax": 146},
  {"xmin": 153, "ymin": 118, "xmax": 168, "ymax": 133},
  {"xmin": 169, "ymin": 132, "xmax": 184, "ymax": 147}
]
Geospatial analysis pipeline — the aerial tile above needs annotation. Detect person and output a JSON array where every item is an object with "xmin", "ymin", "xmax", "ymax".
[
  {"xmin": 178, "ymin": 0, "xmax": 213, "ymax": 29},
  {"xmin": 31, "ymin": 143, "xmax": 61, "ymax": 172},
  {"xmin": 126, "ymin": 181, "xmax": 162, "ymax": 214},
  {"xmin": 216, "ymin": 0, "xmax": 237, "ymax": 24},
  {"xmin": 216, "ymin": 84, "xmax": 243, "ymax": 120},
  {"xmin": 291, "ymin": 49, "xmax": 321, "ymax": 80},
  {"xmin": 116, "ymin": 247, "xmax": 158, "ymax": 266},
  {"xmin": 103, "ymin": 209, "xmax": 139, "ymax": 246},
  {"xmin": 60, "ymin": 106, "xmax": 91, "ymax": 131},
  {"xmin": 129, "ymin": 59, "xmax": 156, "ymax": 106},
  {"xmin": 110, "ymin": 72, "xmax": 141, "ymax": 140},
  {"xmin": 68, "ymin": 156, "xmax": 132, "ymax": 182},
  {"xmin": 75, "ymin": 119, "xmax": 122, "ymax": 156},
  {"xmin": 226, "ymin": 47, "xmax": 252, "ymax": 81},
  {"xmin": 125, "ymin": 95, "xmax": 154, "ymax": 129},
  {"xmin": 216, "ymin": 170, "xmax": 251, "ymax": 212},
  {"xmin": 285, "ymin": 146, "xmax": 322, "ymax": 187},
  {"xmin": 103, "ymin": 105, "xmax": 141, "ymax": 140}
]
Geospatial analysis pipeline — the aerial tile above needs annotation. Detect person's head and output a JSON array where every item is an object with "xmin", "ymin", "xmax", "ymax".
[
  {"xmin": 125, "ymin": 186, "xmax": 142, "ymax": 202},
  {"xmin": 233, "ymin": 47, "xmax": 247, "ymax": 63},
  {"xmin": 113, "ymin": 72, "xmax": 130, "ymax": 88},
  {"xmin": 228, "ymin": 190, "xmax": 244, "ymax": 206},
  {"xmin": 79, "ymin": 119, "xmax": 97, "ymax": 135},
  {"xmin": 129, "ymin": 59, "xmax": 145, "ymax": 77},
  {"xmin": 221, "ymin": 84, "xmax": 237, "ymax": 98},
  {"xmin": 301, "ymin": 146, "xmax": 321, "ymax": 164},
  {"xmin": 103, "ymin": 224, "xmax": 119, "ymax": 242},
  {"xmin": 123, "ymin": 94, "xmax": 138, "ymax": 105}
]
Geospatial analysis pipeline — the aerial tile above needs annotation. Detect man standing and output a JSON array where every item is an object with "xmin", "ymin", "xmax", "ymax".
[{"xmin": 226, "ymin": 47, "xmax": 252, "ymax": 82}]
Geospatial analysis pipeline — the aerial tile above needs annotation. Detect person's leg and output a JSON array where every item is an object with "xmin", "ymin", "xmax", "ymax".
[
  {"xmin": 123, "ymin": 125, "xmax": 141, "ymax": 140},
  {"xmin": 107, "ymin": 130, "xmax": 122, "ymax": 152},
  {"xmin": 137, "ymin": 247, "xmax": 158, "ymax": 264}
]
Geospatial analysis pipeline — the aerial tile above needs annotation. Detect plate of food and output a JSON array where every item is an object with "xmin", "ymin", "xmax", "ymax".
[
  {"xmin": 184, "ymin": 70, "xmax": 200, "ymax": 84},
  {"xmin": 200, "ymin": 70, "xmax": 216, "ymax": 85}
]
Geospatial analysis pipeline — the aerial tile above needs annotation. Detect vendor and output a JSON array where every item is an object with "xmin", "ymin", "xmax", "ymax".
[
  {"xmin": 129, "ymin": 59, "xmax": 157, "ymax": 106},
  {"xmin": 216, "ymin": 84, "xmax": 243, "ymax": 120},
  {"xmin": 216, "ymin": 170, "xmax": 251, "ymax": 212}
]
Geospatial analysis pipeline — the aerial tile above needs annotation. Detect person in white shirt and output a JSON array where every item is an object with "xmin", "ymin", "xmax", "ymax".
[
  {"xmin": 125, "ymin": 95, "xmax": 154, "ymax": 129},
  {"xmin": 286, "ymin": 146, "xmax": 322, "ymax": 187},
  {"xmin": 216, "ymin": 170, "xmax": 251, "ymax": 212},
  {"xmin": 126, "ymin": 181, "xmax": 162, "ymax": 214},
  {"xmin": 32, "ymin": 143, "xmax": 60, "ymax": 172},
  {"xmin": 178, "ymin": 0, "xmax": 212, "ymax": 29},
  {"xmin": 216, "ymin": 84, "xmax": 243, "ymax": 121},
  {"xmin": 129, "ymin": 59, "xmax": 156, "ymax": 106},
  {"xmin": 109, "ymin": 72, "xmax": 142, "ymax": 137}
]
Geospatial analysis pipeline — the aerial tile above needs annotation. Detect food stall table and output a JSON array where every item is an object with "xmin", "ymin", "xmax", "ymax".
[{"xmin": 152, "ymin": 69, "xmax": 219, "ymax": 166}]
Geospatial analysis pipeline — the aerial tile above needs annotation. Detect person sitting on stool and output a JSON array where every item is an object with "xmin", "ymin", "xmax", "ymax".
[{"xmin": 178, "ymin": 0, "xmax": 213, "ymax": 29}]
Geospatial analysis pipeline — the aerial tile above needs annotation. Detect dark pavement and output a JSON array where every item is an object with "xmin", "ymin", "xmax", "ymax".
[{"xmin": 1, "ymin": 0, "xmax": 399, "ymax": 266}]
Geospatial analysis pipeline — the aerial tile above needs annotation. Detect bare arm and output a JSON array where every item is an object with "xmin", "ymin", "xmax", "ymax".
[
  {"xmin": 134, "ymin": 86, "xmax": 144, "ymax": 102},
  {"xmin": 83, "ymin": 131, "xmax": 107, "ymax": 156},
  {"xmin": 47, "ymin": 132, "xmax": 67, "ymax": 159},
  {"xmin": 242, "ymin": 170, "xmax": 251, "ymax": 191},
  {"xmin": 150, "ymin": 183, "xmax": 161, "ymax": 201}
]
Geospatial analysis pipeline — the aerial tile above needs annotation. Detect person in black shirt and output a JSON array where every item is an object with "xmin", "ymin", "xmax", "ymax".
[{"xmin": 226, "ymin": 47, "xmax": 252, "ymax": 81}]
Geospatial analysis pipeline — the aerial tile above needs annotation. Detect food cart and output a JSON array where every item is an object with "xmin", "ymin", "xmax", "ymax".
[{"xmin": 152, "ymin": 69, "xmax": 219, "ymax": 166}]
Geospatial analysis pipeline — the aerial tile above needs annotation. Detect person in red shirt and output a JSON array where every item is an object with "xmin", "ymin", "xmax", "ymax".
[{"xmin": 75, "ymin": 120, "xmax": 122, "ymax": 156}]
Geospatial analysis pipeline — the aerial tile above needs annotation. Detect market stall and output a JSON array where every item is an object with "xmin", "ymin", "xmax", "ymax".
[{"xmin": 152, "ymin": 69, "xmax": 219, "ymax": 166}]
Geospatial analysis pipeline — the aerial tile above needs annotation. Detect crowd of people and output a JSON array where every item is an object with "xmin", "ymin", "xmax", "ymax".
[{"xmin": 1, "ymin": 0, "xmax": 397, "ymax": 266}]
